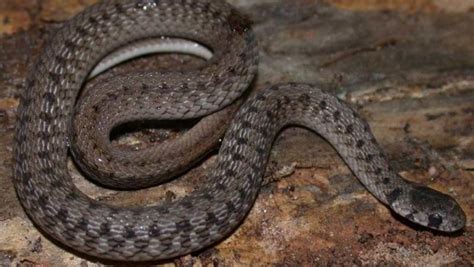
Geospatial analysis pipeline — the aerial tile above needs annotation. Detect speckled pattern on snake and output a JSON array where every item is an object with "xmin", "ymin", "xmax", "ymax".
[{"xmin": 14, "ymin": 0, "xmax": 466, "ymax": 261}]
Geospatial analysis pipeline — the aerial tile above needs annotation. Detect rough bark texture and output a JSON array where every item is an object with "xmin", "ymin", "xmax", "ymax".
[{"xmin": 0, "ymin": 0, "xmax": 473, "ymax": 266}]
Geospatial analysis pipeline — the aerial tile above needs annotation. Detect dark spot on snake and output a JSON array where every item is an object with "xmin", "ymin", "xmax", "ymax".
[
  {"xmin": 131, "ymin": 207, "xmax": 145, "ymax": 218},
  {"xmin": 196, "ymin": 81, "xmax": 206, "ymax": 90},
  {"xmin": 39, "ymin": 112, "xmax": 53, "ymax": 123},
  {"xmin": 24, "ymin": 78, "xmax": 34, "ymax": 90},
  {"xmin": 176, "ymin": 220, "xmax": 192, "ymax": 231},
  {"xmin": 88, "ymin": 16, "xmax": 98, "ymax": 25},
  {"xmin": 269, "ymin": 85, "xmax": 279, "ymax": 91},
  {"xmin": 225, "ymin": 202, "xmax": 236, "ymax": 212},
  {"xmin": 40, "ymin": 167, "xmax": 54, "ymax": 175},
  {"xmin": 122, "ymin": 86, "xmax": 131, "ymax": 94},
  {"xmin": 124, "ymin": 225, "xmax": 136, "ymax": 238},
  {"xmin": 255, "ymin": 146, "xmax": 265, "ymax": 155},
  {"xmin": 75, "ymin": 26, "xmax": 88, "ymax": 37},
  {"xmin": 225, "ymin": 169, "xmax": 236, "ymax": 177},
  {"xmin": 428, "ymin": 213, "xmax": 443, "ymax": 228},
  {"xmin": 206, "ymin": 212, "xmax": 218, "ymax": 224},
  {"xmin": 20, "ymin": 113, "xmax": 31, "ymax": 123},
  {"xmin": 248, "ymin": 106, "xmax": 258, "ymax": 113},
  {"xmin": 236, "ymin": 137, "xmax": 248, "ymax": 145},
  {"xmin": 298, "ymin": 93, "xmax": 310, "ymax": 103},
  {"xmin": 37, "ymin": 194, "xmax": 48, "ymax": 206},
  {"xmin": 227, "ymin": 9, "xmax": 252, "ymax": 35},
  {"xmin": 346, "ymin": 124, "xmax": 354, "ymax": 134},
  {"xmin": 366, "ymin": 154, "xmax": 374, "ymax": 161},
  {"xmin": 363, "ymin": 124, "xmax": 370, "ymax": 132},
  {"xmin": 65, "ymin": 192, "xmax": 77, "ymax": 201},
  {"xmin": 319, "ymin": 100, "xmax": 327, "ymax": 109},
  {"xmin": 88, "ymin": 201, "xmax": 100, "ymax": 210},
  {"xmin": 77, "ymin": 218, "xmax": 89, "ymax": 232},
  {"xmin": 37, "ymin": 151, "xmax": 50, "ymax": 160},
  {"xmin": 232, "ymin": 153, "xmax": 244, "ymax": 161},
  {"xmin": 261, "ymin": 127, "xmax": 270, "ymax": 137},
  {"xmin": 148, "ymin": 224, "xmax": 160, "ymax": 237},
  {"xmin": 356, "ymin": 139, "xmax": 365, "ymax": 148},
  {"xmin": 201, "ymin": 192, "xmax": 214, "ymax": 201},
  {"xmin": 352, "ymin": 110, "xmax": 359, "ymax": 119},
  {"xmin": 333, "ymin": 111, "xmax": 341, "ymax": 121},
  {"xmin": 64, "ymin": 40, "xmax": 76, "ymax": 50},
  {"xmin": 227, "ymin": 66, "xmax": 236, "ymax": 74},
  {"xmin": 283, "ymin": 95, "xmax": 291, "ymax": 104},
  {"xmin": 106, "ymin": 92, "xmax": 118, "ymax": 101},
  {"xmin": 181, "ymin": 200, "xmax": 194, "ymax": 209},
  {"xmin": 200, "ymin": 2, "xmax": 211, "ymax": 11},
  {"xmin": 100, "ymin": 11, "xmax": 111, "ymax": 21},
  {"xmin": 374, "ymin": 168, "xmax": 382, "ymax": 175},
  {"xmin": 92, "ymin": 104, "xmax": 99, "ymax": 112},
  {"xmin": 156, "ymin": 206, "xmax": 170, "ymax": 214},
  {"xmin": 98, "ymin": 222, "xmax": 111, "ymax": 235},
  {"xmin": 215, "ymin": 183, "xmax": 226, "ymax": 191},
  {"xmin": 210, "ymin": 8, "xmax": 221, "ymax": 19},
  {"xmin": 246, "ymin": 173, "xmax": 257, "ymax": 186},
  {"xmin": 265, "ymin": 110, "xmax": 274, "ymax": 120},
  {"xmin": 38, "ymin": 131, "xmax": 50, "ymax": 142},
  {"xmin": 49, "ymin": 179, "xmax": 66, "ymax": 190},
  {"xmin": 56, "ymin": 208, "xmax": 69, "ymax": 221},
  {"xmin": 382, "ymin": 178, "xmax": 390, "ymax": 184},
  {"xmin": 17, "ymin": 151, "xmax": 27, "ymax": 161},
  {"xmin": 180, "ymin": 82, "xmax": 189, "ymax": 90},
  {"xmin": 114, "ymin": 3, "xmax": 126, "ymax": 14},
  {"xmin": 55, "ymin": 55, "xmax": 66, "ymax": 66},
  {"xmin": 250, "ymin": 163, "xmax": 260, "ymax": 174},
  {"xmin": 386, "ymin": 188, "xmax": 402, "ymax": 204},
  {"xmin": 275, "ymin": 99, "xmax": 282, "ymax": 110},
  {"xmin": 43, "ymin": 92, "xmax": 56, "ymax": 104},
  {"xmin": 238, "ymin": 188, "xmax": 247, "ymax": 200},
  {"xmin": 256, "ymin": 94, "xmax": 266, "ymax": 101},
  {"xmin": 21, "ymin": 172, "xmax": 31, "ymax": 184},
  {"xmin": 187, "ymin": 1, "xmax": 198, "ymax": 9}
]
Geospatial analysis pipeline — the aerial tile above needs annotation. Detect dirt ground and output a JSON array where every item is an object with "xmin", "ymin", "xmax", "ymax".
[{"xmin": 0, "ymin": 0, "xmax": 473, "ymax": 266}]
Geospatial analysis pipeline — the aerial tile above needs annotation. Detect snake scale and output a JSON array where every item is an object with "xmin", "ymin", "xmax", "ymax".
[{"xmin": 14, "ymin": 0, "xmax": 465, "ymax": 261}]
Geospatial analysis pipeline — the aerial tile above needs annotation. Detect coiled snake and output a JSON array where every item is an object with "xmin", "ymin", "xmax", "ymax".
[{"xmin": 14, "ymin": 0, "xmax": 466, "ymax": 261}]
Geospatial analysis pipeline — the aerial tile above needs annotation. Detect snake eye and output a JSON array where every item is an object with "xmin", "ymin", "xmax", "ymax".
[{"xmin": 428, "ymin": 213, "xmax": 443, "ymax": 229}]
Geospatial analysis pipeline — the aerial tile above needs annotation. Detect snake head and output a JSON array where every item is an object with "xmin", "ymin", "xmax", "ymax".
[{"xmin": 391, "ymin": 185, "xmax": 466, "ymax": 232}]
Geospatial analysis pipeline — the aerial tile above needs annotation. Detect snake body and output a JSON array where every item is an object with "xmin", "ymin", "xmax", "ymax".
[{"xmin": 14, "ymin": 0, "xmax": 465, "ymax": 261}]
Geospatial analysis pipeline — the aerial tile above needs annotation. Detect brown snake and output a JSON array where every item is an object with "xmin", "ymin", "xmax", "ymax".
[{"xmin": 14, "ymin": 0, "xmax": 466, "ymax": 261}]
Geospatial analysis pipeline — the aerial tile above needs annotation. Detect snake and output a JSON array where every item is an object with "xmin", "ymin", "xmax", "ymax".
[{"xmin": 13, "ymin": 0, "xmax": 466, "ymax": 262}]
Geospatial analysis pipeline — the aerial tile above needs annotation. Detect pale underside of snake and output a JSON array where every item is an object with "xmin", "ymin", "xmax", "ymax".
[{"xmin": 14, "ymin": 0, "xmax": 465, "ymax": 262}]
